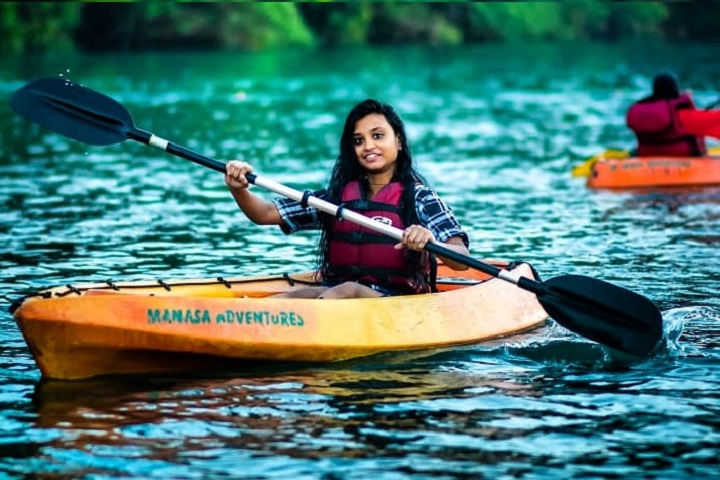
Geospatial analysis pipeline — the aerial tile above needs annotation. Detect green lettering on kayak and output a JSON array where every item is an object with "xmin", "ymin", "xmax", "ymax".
[
  {"xmin": 147, "ymin": 309, "xmax": 211, "ymax": 324},
  {"xmin": 148, "ymin": 308, "xmax": 304, "ymax": 327}
]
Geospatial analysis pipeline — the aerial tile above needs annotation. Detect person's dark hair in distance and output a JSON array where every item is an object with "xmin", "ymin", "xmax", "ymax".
[{"xmin": 651, "ymin": 72, "xmax": 681, "ymax": 100}]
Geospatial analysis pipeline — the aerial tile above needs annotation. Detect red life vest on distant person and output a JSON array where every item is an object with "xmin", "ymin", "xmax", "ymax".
[
  {"xmin": 326, "ymin": 181, "xmax": 431, "ymax": 294},
  {"xmin": 626, "ymin": 93, "xmax": 706, "ymax": 157}
]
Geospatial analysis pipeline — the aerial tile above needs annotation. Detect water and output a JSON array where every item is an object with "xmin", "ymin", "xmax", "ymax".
[{"xmin": 1, "ymin": 43, "xmax": 720, "ymax": 478}]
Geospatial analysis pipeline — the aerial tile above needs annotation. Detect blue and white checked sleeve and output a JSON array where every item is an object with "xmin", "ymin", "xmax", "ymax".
[
  {"xmin": 273, "ymin": 189, "xmax": 328, "ymax": 234},
  {"xmin": 414, "ymin": 185, "xmax": 469, "ymax": 247}
]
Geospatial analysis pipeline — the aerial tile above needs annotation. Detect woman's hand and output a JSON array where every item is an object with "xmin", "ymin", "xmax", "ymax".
[
  {"xmin": 225, "ymin": 160, "xmax": 253, "ymax": 189},
  {"xmin": 396, "ymin": 224, "xmax": 435, "ymax": 251}
]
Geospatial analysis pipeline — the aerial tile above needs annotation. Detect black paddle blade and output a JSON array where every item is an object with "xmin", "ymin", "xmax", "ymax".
[
  {"xmin": 537, "ymin": 274, "xmax": 663, "ymax": 357},
  {"xmin": 10, "ymin": 77, "xmax": 132, "ymax": 146}
]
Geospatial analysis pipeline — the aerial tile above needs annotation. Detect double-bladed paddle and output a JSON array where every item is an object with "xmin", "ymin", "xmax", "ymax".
[{"xmin": 10, "ymin": 77, "xmax": 664, "ymax": 356}]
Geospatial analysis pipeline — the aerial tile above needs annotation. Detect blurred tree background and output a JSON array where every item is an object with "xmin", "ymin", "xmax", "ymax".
[{"xmin": 1, "ymin": 1, "xmax": 719, "ymax": 55}]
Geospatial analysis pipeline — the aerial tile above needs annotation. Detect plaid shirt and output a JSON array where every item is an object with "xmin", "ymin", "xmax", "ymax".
[{"xmin": 273, "ymin": 185, "xmax": 469, "ymax": 246}]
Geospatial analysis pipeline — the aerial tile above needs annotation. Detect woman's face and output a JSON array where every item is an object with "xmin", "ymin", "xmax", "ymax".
[{"xmin": 352, "ymin": 113, "xmax": 401, "ymax": 175}]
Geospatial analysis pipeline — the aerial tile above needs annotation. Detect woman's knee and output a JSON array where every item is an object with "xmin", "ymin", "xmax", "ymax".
[
  {"xmin": 319, "ymin": 282, "xmax": 379, "ymax": 299},
  {"xmin": 273, "ymin": 286, "xmax": 327, "ymax": 298}
]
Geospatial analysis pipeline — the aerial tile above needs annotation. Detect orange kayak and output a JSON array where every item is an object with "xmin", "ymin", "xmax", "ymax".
[
  {"xmin": 11, "ymin": 261, "xmax": 548, "ymax": 380},
  {"xmin": 587, "ymin": 155, "xmax": 720, "ymax": 189}
]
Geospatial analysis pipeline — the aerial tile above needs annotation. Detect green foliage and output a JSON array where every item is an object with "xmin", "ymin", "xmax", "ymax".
[
  {"xmin": 555, "ymin": 0, "xmax": 611, "ymax": 39},
  {"xmin": 373, "ymin": 3, "xmax": 463, "ymax": 45},
  {"xmin": 609, "ymin": 2, "xmax": 669, "ymax": 38},
  {"xmin": 300, "ymin": 3, "xmax": 373, "ymax": 46},
  {"xmin": 0, "ymin": 3, "xmax": 79, "ymax": 54},
  {"xmin": 219, "ymin": 3, "xmax": 315, "ymax": 50},
  {"xmin": 0, "ymin": 4, "xmax": 22, "ymax": 54},
  {"xmin": 468, "ymin": 2, "xmax": 574, "ymax": 42},
  {"xmin": 331, "ymin": 4, "xmax": 373, "ymax": 45},
  {"xmin": 0, "ymin": 1, "xmax": 710, "ymax": 54},
  {"xmin": 465, "ymin": 1, "xmax": 670, "ymax": 42},
  {"xmin": 73, "ymin": 3, "xmax": 315, "ymax": 52}
]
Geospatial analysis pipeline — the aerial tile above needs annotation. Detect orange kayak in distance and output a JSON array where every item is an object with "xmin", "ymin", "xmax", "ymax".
[
  {"xmin": 587, "ymin": 154, "xmax": 720, "ymax": 189},
  {"xmin": 586, "ymin": 109, "xmax": 720, "ymax": 189},
  {"xmin": 11, "ymin": 261, "xmax": 548, "ymax": 380}
]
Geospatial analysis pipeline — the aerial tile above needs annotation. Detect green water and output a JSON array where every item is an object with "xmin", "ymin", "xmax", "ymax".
[{"xmin": 1, "ymin": 43, "xmax": 719, "ymax": 478}]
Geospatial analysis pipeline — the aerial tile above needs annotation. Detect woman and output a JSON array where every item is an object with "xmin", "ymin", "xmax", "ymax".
[
  {"xmin": 626, "ymin": 73, "xmax": 706, "ymax": 157},
  {"xmin": 225, "ymin": 99, "xmax": 470, "ymax": 299}
]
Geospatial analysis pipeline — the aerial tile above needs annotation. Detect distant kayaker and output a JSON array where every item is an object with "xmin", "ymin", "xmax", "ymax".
[
  {"xmin": 626, "ymin": 72, "xmax": 707, "ymax": 157},
  {"xmin": 225, "ymin": 98, "xmax": 470, "ymax": 299}
]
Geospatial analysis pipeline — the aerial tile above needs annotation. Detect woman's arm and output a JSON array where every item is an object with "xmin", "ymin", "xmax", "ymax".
[
  {"xmin": 407, "ymin": 185, "xmax": 471, "ymax": 270},
  {"xmin": 225, "ymin": 160, "xmax": 283, "ymax": 225},
  {"xmin": 397, "ymin": 226, "xmax": 469, "ymax": 270},
  {"xmin": 434, "ymin": 236, "xmax": 470, "ymax": 270}
]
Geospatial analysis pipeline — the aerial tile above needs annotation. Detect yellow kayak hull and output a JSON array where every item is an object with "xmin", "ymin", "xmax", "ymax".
[{"xmin": 12, "ymin": 262, "xmax": 548, "ymax": 380}]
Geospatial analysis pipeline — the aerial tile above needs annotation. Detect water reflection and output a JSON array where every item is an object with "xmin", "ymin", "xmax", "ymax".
[{"xmin": 25, "ymin": 335, "xmax": 704, "ymax": 478}]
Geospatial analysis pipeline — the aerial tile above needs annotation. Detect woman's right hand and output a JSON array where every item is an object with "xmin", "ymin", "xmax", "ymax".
[{"xmin": 225, "ymin": 160, "xmax": 254, "ymax": 189}]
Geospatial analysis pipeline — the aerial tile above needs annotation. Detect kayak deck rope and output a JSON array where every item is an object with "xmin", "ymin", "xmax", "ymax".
[
  {"xmin": 6, "ymin": 267, "xmax": 510, "ymax": 315},
  {"xmin": 15, "ymin": 274, "xmax": 323, "ymax": 300},
  {"xmin": 65, "ymin": 284, "xmax": 82, "ymax": 296}
]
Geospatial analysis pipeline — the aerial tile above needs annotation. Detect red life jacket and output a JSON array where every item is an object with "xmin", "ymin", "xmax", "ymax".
[
  {"xmin": 326, "ymin": 181, "xmax": 431, "ymax": 294},
  {"xmin": 626, "ymin": 93, "xmax": 706, "ymax": 157}
]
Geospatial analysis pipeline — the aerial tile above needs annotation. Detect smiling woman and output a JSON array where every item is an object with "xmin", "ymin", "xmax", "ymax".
[{"xmin": 225, "ymin": 98, "xmax": 472, "ymax": 299}]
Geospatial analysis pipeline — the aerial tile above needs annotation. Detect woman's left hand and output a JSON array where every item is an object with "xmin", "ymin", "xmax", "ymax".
[{"xmin": 396, "ymin": 224, "xmax": 435, "ymax": 251}]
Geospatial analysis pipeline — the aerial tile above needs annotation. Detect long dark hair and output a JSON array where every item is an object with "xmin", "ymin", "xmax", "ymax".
[{"xmin": 317, "ymin": 99, "xmax": 428, "ymax": 279}]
